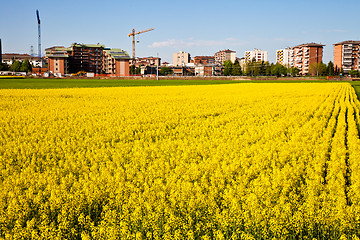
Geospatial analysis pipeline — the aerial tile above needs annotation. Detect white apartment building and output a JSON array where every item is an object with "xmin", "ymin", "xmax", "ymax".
[
  {"xmin": 245, "ymin": 49, "xmax": 268, "ymax": 62},
  {"xmin": 173, "ymin": 51, "xmax": 190, "ymax": 66},
  {"xmin": 276, "ymin": 48, "xmax": 294, "ymax": 67},
  {"xmin": 215, "ymin": 49, "xmax": 236, "ymax": 64}
]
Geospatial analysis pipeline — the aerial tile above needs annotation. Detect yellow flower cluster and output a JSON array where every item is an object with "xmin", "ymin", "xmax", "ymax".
[{"xmin": 0, "ymin": 83, "xmax": 360, "ymax": 239}]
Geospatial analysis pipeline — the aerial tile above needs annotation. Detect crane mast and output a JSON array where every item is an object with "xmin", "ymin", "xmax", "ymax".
[
  {"xmin": 128, "ymin": 28, "xmax": 154, "ymax": 59},
  {"xmin": 36, "ymin": 10, "xmax": 41, "ymax": 59}
]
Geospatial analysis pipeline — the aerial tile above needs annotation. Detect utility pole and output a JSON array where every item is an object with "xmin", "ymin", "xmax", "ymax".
[
  {"xmin": 156, "ymin": 52, "xmax": 159, "ymax": 80},
  {"xmin": 0, "ymin": 39, "xmax": 2, "ymax": 64}
]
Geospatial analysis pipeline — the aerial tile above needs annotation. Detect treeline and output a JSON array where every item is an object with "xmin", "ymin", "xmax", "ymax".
[
  {"xmin": 0, "ymin": 59, "xmax": 32, "ymax": 72},
  {"xmin": 223, "ymin": 59, "xmax": 343, "ymax": 77}
]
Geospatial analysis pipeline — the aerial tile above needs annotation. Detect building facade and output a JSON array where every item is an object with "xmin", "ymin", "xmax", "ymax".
[
  {"xmin": 131, "ymin": 57, "xmax": 161, "ymax": 67},
  {"xmin": 215, "ymin": 49, "xmax": 236, "ymax": 64},
  {"xmin": 293, "ymin": 43, "xmax": 324, "ymax": 75},
  {"xmin": 245, "ymin": 49, "xmax": 268, "ymax": 62},
  {"xmin": 46, "ymin": 43, "xmax": 130, "ymax": 76},
  {"xmin": 102, "ymin": 49, "xmax": 131, "ymax": 76},
  {"xmin": 1, "ymin": 53, "xmax": 45, "ymax": 68},
  {"xmin": 68, "ymin": 43, "xmax": 105, "ymax": 74},
  {"xmin": 333, "ymin": 40, "xmax": 360, "ymax": 74},
  {"xmin": 45, "ymin": 46, "xmax": 70, "ymax": 75},
  {"xmin": 173, "ymin": 51, "xmax": 190, "ymax": 66},
  {"xmin": 276, "ymin": 48, "xmax": 294, "ymax": 67},
  {"xmin": 192, "ymin": 56, "xmax": 215, "ymax": 65}
]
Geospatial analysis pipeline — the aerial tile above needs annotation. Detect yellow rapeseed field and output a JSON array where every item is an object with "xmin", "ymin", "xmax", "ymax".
[{"xmin": 1, "ymin": 83, "xmax": 360, "ymax": 239}]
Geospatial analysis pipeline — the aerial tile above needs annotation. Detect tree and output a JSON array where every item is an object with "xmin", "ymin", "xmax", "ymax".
[
  {"xmin": 130, "ymin": 65, "xmax": 140, "ymax": 75},
  {"xmin": 9, "ymin": 60, "xmax": 21, "ymax": 72},
  {"xmin": 271, "ymin": 63, "xmax": 287, "ymax": 77},
  {"xmin": 309, "ymin": 62, "xmax": 327, "ymax": 76},
  {"xmin": 326, "ymin": 61, "xmax": 334, "ymax": 76},
  {"xmin": 159, "ymin": 67, "xmax": 173, "ymax": 76},
  {"xmin": 349, "ymin": 70, "xmax": 359, "ymax": 77},
  {"xmin": 0, "ymin": 62, "xmax": 9, "ymax": 71},
  {"xmin": 223, "ymin": 60, "xmax": 233, "ymax": 76},
  {"xmin": 20, "ymin": 59, "xmax": 32, "ymax": 72},
  {"xmin": 287, "ymin": 67, "xmax": 300, "ymax": 76},
  {"xmin": 231, "ymin": 60, "xmax": 242, "ymax": 76}
]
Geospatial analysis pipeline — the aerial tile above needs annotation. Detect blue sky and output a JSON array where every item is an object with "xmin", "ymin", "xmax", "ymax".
[{"xmin": 1, "ymin": 0, "xmax": 359, "ymax": 63}]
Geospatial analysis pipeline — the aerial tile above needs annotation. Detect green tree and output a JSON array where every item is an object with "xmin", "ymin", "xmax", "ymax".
[
  {"xmin": 349, "ymin": 70, "xmax": 359, "ymax": 77},
  {"xmin": 231, "ymin": 60, "xmax": 242, "ymax": 76},
  {"xmin": 159, "ymin": 67, "xmax": 173, "ymax": 76},
  {"xmin": 326, "ymin": 61, "xmax": 334, "ymax": 76},
  {"xmin": 309, "ymin": 62, "xmax": 327, "ymax": 76},
  {"xmin": 9, "ymin": 60, "xmax": 21, "ymax": 72},
  {"xmin": 223, "ymin": 60, "xmax": 233, "ymax": 76},
  {"xmin": 287, "ymin": 67, "xmax": 300, "ymax": 76},
  {"xmin": 20, "ymin": 59, "xmax": 32, "ymax": 72},
  {"xmin": 130, "ymin": 65, "xmax": 141, "ymax": 75},
  {"xmin": 0, "ymin": 62, "xmax": 9, "ymax": 71},
  {"xmin": 271, "ymin": 63, "xmax": 287, "ymax": 77}
]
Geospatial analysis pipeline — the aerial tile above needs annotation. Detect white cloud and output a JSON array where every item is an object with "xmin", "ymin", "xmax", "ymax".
[{"xmin": 149, "ymin": 38, "xmax": 247, "ymax": 48}]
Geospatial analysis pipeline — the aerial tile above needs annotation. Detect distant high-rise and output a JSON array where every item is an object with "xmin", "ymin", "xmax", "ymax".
[
  {"xmin": 215, "ymin": 49, "xmax": 236, "ymax": 64},
  {"xmin": 276, "ymin": 48, "xmax": 294, "ymax": 67},
  {"xmin": 293, "ymin": 43, "xmax": 324, "ymax": 75},
  {"xmin": 333, "ymin": 40, "xmax": 360, "ymax": 74},
  {"xmin": 245, "ymin": 49, "xmax": 268, "ymax": 62},
  {"xmin": 173, "ymin": 51, "xmax": 190, "ymax": 66}
]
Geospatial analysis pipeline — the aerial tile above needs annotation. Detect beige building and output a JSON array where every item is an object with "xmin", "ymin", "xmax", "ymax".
[
  {"xmin": 215, "ymin": 49, "xmax": 236, "ymax": 64},
  {"xmin": 173, "ymin": 51, "xmax": 190, "ymax": 66},
  {"xmin": 333, "ymin": 40, "xmax": 360, "ymax": 74},
  {"xmin": 276, "ymin": 48, "xmax": 294, "ymax": 67},
  {"xmin": 293, "ymin": 43, "xmax": 324, "ymax": 75},
  {"xmin": 245, "ymin": 49, "xmax": 268, "ymax": 62}
]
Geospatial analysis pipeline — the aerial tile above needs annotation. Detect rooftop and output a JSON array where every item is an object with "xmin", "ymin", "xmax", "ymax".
[
  {"xmin": 294, "ymin": 42, "xmax": 325, "ymax": 47},
  {"xmin": 71, "ymin": 43, "xmax": 105, "ymax": 48},
  {"xmin": 103, "ymin": 49, "xmax": 130, "ymax": 59},
  {"xmin": 333, "ymin": 40, "xmax": 360, "ymax": 45}
]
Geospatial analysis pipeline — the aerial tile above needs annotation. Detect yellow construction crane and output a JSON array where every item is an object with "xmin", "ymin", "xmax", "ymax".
[{"xmin": 128, "ymin": 28, "xmax": 154, "ymax": 59}]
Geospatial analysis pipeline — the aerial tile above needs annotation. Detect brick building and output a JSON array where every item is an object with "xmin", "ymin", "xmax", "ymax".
[
  {"xmin": 191, "ymin": 56, "xmax": 215, "ymax": 65},
  {"xmin": 293, "ymin": 43, "xmax": 324, "ymax": 75},
  {"xmin": 46, "ymin": 43, "xmax": 130, "ymax": 76},
  {"xmin": 45, "ymin": 46, "xmax": 70, "ymax": 75},
  {"xmin": 333, "ymin": 40, "xmax": 360, "ymax": 74},
  {"xmin": 103, "ymin": 49, "xmax": 130, "ymax": 76}
]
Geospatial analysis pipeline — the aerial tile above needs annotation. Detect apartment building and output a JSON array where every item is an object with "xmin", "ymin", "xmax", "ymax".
[
  {"xmin": 46, "ymin": 43, "xmax": 131, "ymax": 76},
  {"xmin": 215, "ymin": 49, "xmax": 236, "ymax": 64},
  {"xmin": 131, "ymin": 57, "xmax": 161, "ymax": 67},
  {"xmin": 173, "ymin": 51, "xmax": 190, "ymax": 66},
  {"xmin": 45, "ymin": 46, "xmax": 70, "ymax": 75},
  {"xmin": 68, "ymin": 43, "xmax": 104, "ymax": 74},
  {"xmin": 333, "ymin": 40, "xmax": 360, "ymax": 74},
  {"xmin": 102, "ymin": 49, "xmax": 130, "ymax": 76},
  {"xmin": 192, "ymin": 56, "xmax": 215, "ymax": 65},
  {"xmin": 276, "ymin": 48, "xmax": 294, "ymax": 67},
  {"xmin": 2, "ymin": 53, "xmax": 45, "ymax": 68},
  {"xmin": 293, "ymin": 43, "xmax": 324, "ymax": 75},
  {"xmin": 245, "ymin": 49, "xmax": 268, "ymax": 62}
]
